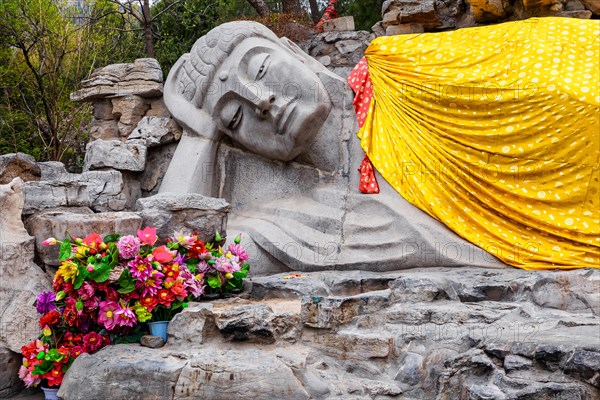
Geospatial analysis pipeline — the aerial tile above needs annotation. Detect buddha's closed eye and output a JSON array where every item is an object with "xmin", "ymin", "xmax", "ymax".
[
  {"xmin": 222, "ymin": 102, "xmax": 243, "ymax": 131},
  {"xmin": 248, "ymin": 54, "xmax": 270, "ymax": 81}
]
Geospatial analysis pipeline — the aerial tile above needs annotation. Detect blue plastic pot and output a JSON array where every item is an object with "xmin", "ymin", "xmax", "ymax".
[
  {"xmin": 41, "ymin": 386, "xmax": 60, "ymax": 400},
  {"xmin": 148, "ymin": 321, "xmax": 169, "ymax": 341}
]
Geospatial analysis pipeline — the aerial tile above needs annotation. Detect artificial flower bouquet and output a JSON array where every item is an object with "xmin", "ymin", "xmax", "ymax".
[{"xmin": 19, "ymin": 227, "xmax": 250, "ymax": 388}]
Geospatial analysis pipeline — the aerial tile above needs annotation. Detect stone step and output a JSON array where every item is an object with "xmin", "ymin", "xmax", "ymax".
[{"xmin": 57, "ymin": 268, "xmax": 600, "ymax": 400}]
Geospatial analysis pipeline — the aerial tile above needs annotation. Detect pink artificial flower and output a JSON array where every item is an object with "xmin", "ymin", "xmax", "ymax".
[
  {"xmin": 136, "ymin": 270, "xmax": 164, "ymax": 298},
  {"xmin": 228, "ymin": 243, "xmax": 249, "ymax": 262},
  {"xmin": 152, "ymin": 245, "xmax": 175, "ymax": 264},
  {"xmin": 98, "ymin": 301, "xmax": 119, "ymax": 331},
  {"xmin": 41, "ymin": 237, "xmax": 57, "ymax": 246},
  {"xmin": 137, "ymin": 227, "xmax": 157, "ymax": 246},
  {"xmin": 114, "ymin": 307, "xmax": 136, "ymax": 328},
  {"xmin": 128, "ymin": 256, "xmax": 153, "ymax": 281},
  {"xmin": 77, "ymin": 282, "xmax": 95, "ymax": 301},
  {"xmin": 117, "ymin": 235, "xmax": 141, "ymax": 260}
]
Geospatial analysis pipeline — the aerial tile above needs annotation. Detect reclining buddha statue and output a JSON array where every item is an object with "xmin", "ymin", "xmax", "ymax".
[{"xmin": 160, "ymin": 18, "xmax": 599, "ymax": 274}]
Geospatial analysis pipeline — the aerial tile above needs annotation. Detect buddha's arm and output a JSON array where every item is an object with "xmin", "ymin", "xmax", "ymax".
[{"xmin": 158, "ymin": 133, "xmax": 218, "ymax": 196}]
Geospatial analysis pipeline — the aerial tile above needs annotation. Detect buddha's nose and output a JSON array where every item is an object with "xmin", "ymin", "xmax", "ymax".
[{"xmin": 255, "ymin": 94, "xmax": 276, "ymax": 119}]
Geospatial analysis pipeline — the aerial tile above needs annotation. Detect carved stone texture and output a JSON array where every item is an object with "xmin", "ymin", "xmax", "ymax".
[
  {"xmin": 128, "ymin": 116, "xmax": 182, "ymax": 147},
  {"xmin": 0, "ymin": 153, "xmax": 41, "ymax": 184},
  {"xmin": 0, "ymin": 178, "xmax": 52, "ymax": 353},
  {"xmin": 25, "ymin": 209, "xmax": 143, "ymax": 266},
  {"xmin": 83, "ymin": 139, "xmax": 147, "ymax": 172},
  {"xmin": 135, "ymin": 193, "xmax": 230, "ymax": 243},
  {"xmin": 70, "ymin": 58, "xmax": 163, "ymax": 102}
]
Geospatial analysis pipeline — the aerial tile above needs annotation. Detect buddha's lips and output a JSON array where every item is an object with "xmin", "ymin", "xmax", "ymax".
[{"xmin": 276, "ymin": 102, "xmax": 297, "ymax": 135}]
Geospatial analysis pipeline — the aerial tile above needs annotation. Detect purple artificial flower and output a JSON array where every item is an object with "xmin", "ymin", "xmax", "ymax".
[
  {"xmin": 173, "ymin": 253, "xmax": 186, "ymax": 266},
  {"xmin": 117, "ymin": 235, "xmax": 141, "ymax": 260},
  {"xmin": 36, "ymin": 291, "xmax": 56, "ymax": 315}
]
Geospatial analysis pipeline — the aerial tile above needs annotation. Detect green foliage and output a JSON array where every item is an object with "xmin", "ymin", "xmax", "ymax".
[
  {"xmin": 152, "ymin": 0, "xmax": 231, "ymax": 73},
  {"xmin": 336, "ymin": 0, "xmax": 384, "ymax": 31}
]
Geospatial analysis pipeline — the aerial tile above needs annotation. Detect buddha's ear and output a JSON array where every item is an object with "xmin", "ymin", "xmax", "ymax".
[
  {"xmin": 279, "ymin": 37, "xmax": 307, "ymax": 63},
  {"xmin": 164, "ymin": 54, "xmax": 219, "ymax": 140}
]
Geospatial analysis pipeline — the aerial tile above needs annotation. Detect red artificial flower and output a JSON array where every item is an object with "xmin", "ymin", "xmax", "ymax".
[
  {"xmin": 157, "ymin": 289, "xmax": 175, "ymax": 307},
  {"xmin": 69, "ymin": 345, "xmax": 85, "ymax": 358},
  {"xmin": 188, "ymin": 240, "xmax": 207, "ymax": 259},
  {"xmin": 152, "ymin": 245, "xmax": 175, "ymax": 264},
  {"xmin": 82, "ymin": 233, "xmax": 103, "ymax": 249},
  {"xmin": 83, "ymin": 332, "xmax": 104, "ymax": 352},
  {"xmin": 43, "ymin": 367, "xmax": 63, "ymax": 387},
  {"xmin": 140, "ymin": 296, "xmax": 159, "ymax": 312},
  {"xmin": 164, "ymin": 264, "xmax": 180, "ymax": 280},
  {"xmin": 39, "ymin": 311, "xmax": 61, "ymax": 328},
  {"xmin": 169, "ymin": 280, "xmax": 187, "ymax": 300}
]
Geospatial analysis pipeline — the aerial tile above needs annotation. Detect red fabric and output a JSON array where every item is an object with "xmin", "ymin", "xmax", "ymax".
[
  {"xmin": 315, "ymin": 0, "xmax": 338, "ymax": 31},
  {"xmin": 348, "ymin": 57, "xmax": 379, "ymax": 194},
  {"xmin": 358, "ymin": 154, "xmax": 380, "ymax": 194}
]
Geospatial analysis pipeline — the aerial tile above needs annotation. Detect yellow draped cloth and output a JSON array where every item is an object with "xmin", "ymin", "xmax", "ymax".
[{"xmin": 360, "ymin": 17, "xmax": 599, "ymax": 270}]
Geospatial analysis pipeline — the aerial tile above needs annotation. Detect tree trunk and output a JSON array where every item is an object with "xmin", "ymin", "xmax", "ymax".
[
  {"xmin": 282, "ymin": 0, "xmax": 302, "ymax": 14},
  {"xmin": 308, "ymin": 0, "xmax": 321, "ymax": 24},
  {"xmin": 246, "ymin": 0, "xmax": 270, "ymax": 17},
  {"xmin": 142, "ymin": 0, "xmax": 155, "ymax": 58}
]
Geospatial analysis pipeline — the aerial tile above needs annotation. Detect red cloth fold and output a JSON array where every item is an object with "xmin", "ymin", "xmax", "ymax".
[{"xmin": 348, "ymin": 57, "xmax": 379, "ymax": 194}]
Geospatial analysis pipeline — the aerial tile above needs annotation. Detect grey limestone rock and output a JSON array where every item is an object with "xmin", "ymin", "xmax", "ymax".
[
  {"xmin": 139, "ymin": 142, "xmax": 178, "ymax": 195},
  {"xmin": 57, "ymin": 268, "xmax": 600, "ymax": 399},
  {"xmin": 25, "ymin": 209, "xmax": 143, "ymax": 266},
  {"xmin": 70, "ymin": 58, "xmax": 163, "ymax": 102},
  {"xmin": 128, "ymin": 116, "xmax": 182, "ymax": 147},
  {"xmin": 0, "ymin": 347, "xmax": 23, "ymax": 397},
  {"xmin": 0, "ymin": 153, "xmax": 41, "ymax": 184},
  {"xmin": 140, "ymin": 335, "xmax": 165, "ymax": 349},
  {"xmin": 38, "ymin": 161, "xmax": 67, "ymax": 180},
  {"xmin": 0, "ymin": 178, "xmax": 52, "ymax": 353},
  {"xmin": 83, "ymin": 139, "xmax": 147, "ymax": 172},
  {"xmin": 136, "ymin": 193, "xmax": 229, "ymax": 243},
  {"xmin": 22, "ymin": 180, "xmax": 91, "ymax": 215}
]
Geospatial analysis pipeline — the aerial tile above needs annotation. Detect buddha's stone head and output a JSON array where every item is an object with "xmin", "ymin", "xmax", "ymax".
[{"xmin": 164, "ymin": 21, "xmax": 332, "ymax": 161}]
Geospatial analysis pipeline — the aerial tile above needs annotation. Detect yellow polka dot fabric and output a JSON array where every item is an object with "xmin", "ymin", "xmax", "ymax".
[{"xmin": 360, "ymin": 17, "xmax": 599, "ymax": 270}]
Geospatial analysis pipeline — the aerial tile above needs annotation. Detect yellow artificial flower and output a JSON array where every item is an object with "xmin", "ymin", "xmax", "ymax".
[
  {"xmin": 75, "ymin": 246, "xmax": 87, "ymax": 259},
  {"xmin": 58, "ymin": 260, "xmax": 79, "ymax": 282}
]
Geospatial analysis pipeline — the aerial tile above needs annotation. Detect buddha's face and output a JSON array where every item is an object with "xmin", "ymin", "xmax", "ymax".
[{"xmin": 204, "ymin": 37, "xmax": 332, "ymax": 161}]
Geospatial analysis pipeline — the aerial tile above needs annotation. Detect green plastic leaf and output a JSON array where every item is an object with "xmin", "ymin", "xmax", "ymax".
[
  {"xmin": 32, "ymin": 359, "xmax": 54, "ymax": 376},
  {"xmin": 207, "ymin": 274, "xmax": 222, "ymax": 289},
  {"xmin": 58, "ymin": 240, "xmax": 72, "ymax": 261},
  {"xmin": 73, "ymin": 267, "xmax": 88, "ymax": 290},
  {"xmin": 89, "ymin": 262, "xmax": 111, "ymax": 283},
  {"xmin": 117, "ymin": 269, "xmax": 136, "ymax": 294},
  {"xmin": 103, "ymin": 234, "xmax": 121, "ymax": 243}
]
